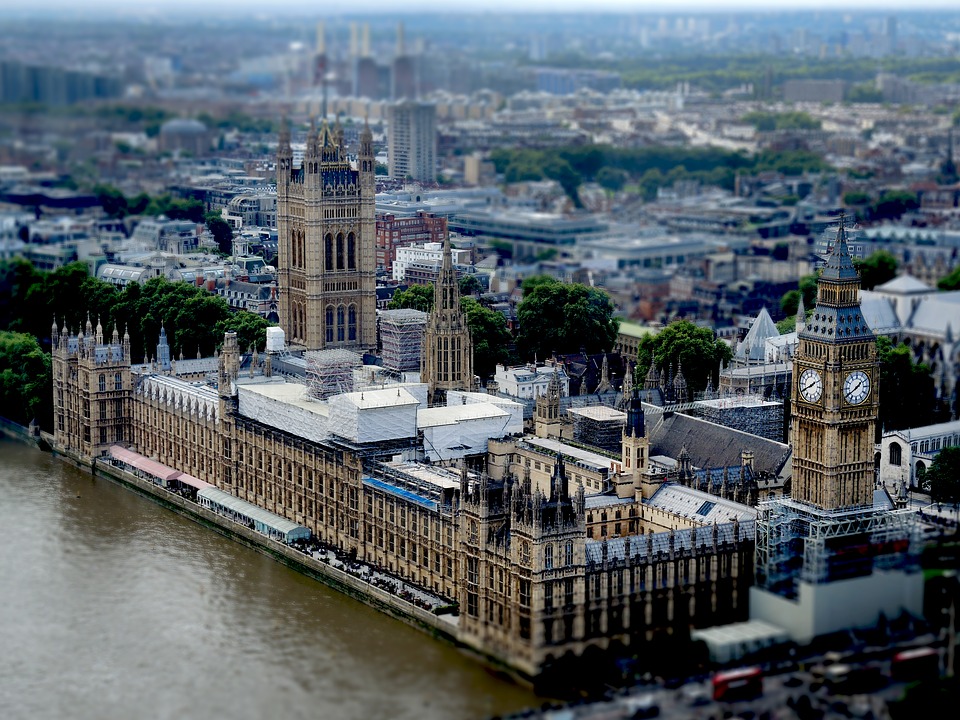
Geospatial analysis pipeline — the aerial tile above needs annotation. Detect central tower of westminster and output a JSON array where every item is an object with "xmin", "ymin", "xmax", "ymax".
[{"xmin": 276, "ymin": 118, "xmax": 377, "ymax": 352}]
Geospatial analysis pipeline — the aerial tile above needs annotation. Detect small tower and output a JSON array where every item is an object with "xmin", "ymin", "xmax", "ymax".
[
  {"xmin": 534, "ymin": 368, "xmax": 563, "ymax": 439},
  {"xmin": 620, "ymin": 386, "xmax": 649, "ymax": 496},
  {"xmin": 594, "ymin": 354, "xmax": 612, "ymax": 394},
  {"xmin": 421, "ymin": 235, "xmax": 473, "ymax": 405},
  {"xmin": 643, "ymin": 359, "xmax": 660, "ymax": 391},
  {"xmin": 156, "ymin": 326, "xmax": 172, "ymax": 371},
  {"xmin": 673, "ymin": 362, "xmax": 688, "ymax": 403}
]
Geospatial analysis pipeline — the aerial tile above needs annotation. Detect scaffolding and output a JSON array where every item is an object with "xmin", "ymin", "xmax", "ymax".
[
  {"xmin": 691, "ymin": 395, "xmax": 784, "ymax": 443},
  {"xmin": 568, "ymin": 405, "xmax": 627, "ymax": 454},
  {"xmin": 755, "ymin": 497, "xmax": 921, "ymax": 599},
  {"xmin": 379, "ymin": 309, "xmax": 427, "ymax": 373},
  {"xmin": 305, "ymin": 349, "xmax": 362, "ymax": 400}
]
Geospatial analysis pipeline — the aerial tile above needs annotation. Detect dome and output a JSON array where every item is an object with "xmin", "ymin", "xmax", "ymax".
[{"xmin": 160, "ymin": 118, "xmax": 208, "ymax": 135}]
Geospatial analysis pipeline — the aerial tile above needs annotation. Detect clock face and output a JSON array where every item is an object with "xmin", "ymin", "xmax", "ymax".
[
  {"xmin": 798, "ymin": 368, "xmax": 823, "ymax": 403},
  {"xmin": 843, "ymin": 370, "xmax": 870, "ymax": 405}
]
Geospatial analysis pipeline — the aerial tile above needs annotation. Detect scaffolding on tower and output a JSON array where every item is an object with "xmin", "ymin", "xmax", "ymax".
[
  {"xmin": 305, "ymin": 349, "xmax": 362, "ymax": 400},
  {"xmin": 378, "ymin": 308, "xmax": 427, "ymax": 373}
]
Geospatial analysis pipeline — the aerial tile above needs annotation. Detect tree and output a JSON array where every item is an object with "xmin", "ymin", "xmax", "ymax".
[
  {"xmin": 205, "ymin": 213, "xmax": 233, "ymax": 255},
  {"xmin": 461, "ymin": 297, "xmax": 511, "ymax": 378},
  {"xmin": 94, "ymin": 184, "xmax": 130, "ymax": 219},
  {"xmin": 0, "ymin": 331, "xmax": 51, "ymax": 427},
  {"xmin": 516, "ymin": 278, "xmax": 618, "ymax": 360},
  {"xmin": 938, "ymin": 266, "xmax": 960, "ymax": 291},
  {"xmin": 854, "ymin": 250, "xmax": 898, "ymax": 290},
  {"xmin": 927, "ymin": 446, "xmax": 960, "ymax": 507},
  {"xmin": 870, "ymin": 190, "xmax": 919, "ymax": 221},
  {"xmin": 779, "ymin": 274, "xmax": 819, "ymax": 318},
  {"xmin": 876, "ymin": 336, "xmax": 941, "ymax": 432},
  {"xmin": 388, "ymin": 285, "xmax": 434, "ymax": 313},
  {"xmin": 843, "ymin": 191, "xmax": 871, "ymax": 206},
  {"xmin": 635, "ymin": 320, "xmax": 733, "ymax": 398},
  {"xmin": 217, "ymin": 312, "xmax": 271, "ymax": 353},
  {"xmin": 597, "ymin": 167, "xmax": 628, "ymax": 192},
  {"xmin": 458, "ymin": 274, "xmax": 483, "ymax": 297}
]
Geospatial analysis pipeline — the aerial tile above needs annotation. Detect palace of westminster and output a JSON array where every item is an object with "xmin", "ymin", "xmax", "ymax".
[{"xmin": 50, "ymin": 122, "xmax": 922, "ymax": 678}]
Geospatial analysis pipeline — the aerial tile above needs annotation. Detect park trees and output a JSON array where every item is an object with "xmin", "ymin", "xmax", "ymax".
[
  {"xmin": 635, "ymin": 320, "xmax": 732, "ymax": 399},
  {"xmin": 205, "ymin": 212, "xmax": 233, "ymax": 255},
  {"xmin": 387, "ymin": 285, "xmax": 435, "ymax": 313},
  {"xmin": 0, "ymin": 331, "xmax": 51, "ymax": 427},
  {"xmin": 927, "ymin": 446, "xmax": 960, "ymax": 507},
  {"xmin": 461, "ymin": 297, "xmax": 511, "ymax": 378},
  {"xmin": 516, "ymin": 277, "xmax": 618, "ymax": 360},
  {"xmin": 854, "ymin": 250, "xmax": 898, "ymax": 290},
  {"xmin": 876, "ymin": 336, "xmax": 941, "ymax": 432}
]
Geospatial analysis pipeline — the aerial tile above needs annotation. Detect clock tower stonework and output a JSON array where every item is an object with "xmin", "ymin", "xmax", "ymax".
[{"xmin": 791, "ymin": 220, "xmax": 878, "ymax": 511}]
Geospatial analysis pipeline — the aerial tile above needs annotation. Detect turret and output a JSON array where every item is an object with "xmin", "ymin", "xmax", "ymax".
[
  {"xmin": 549, "ymin": 446, "xmax": 567, "ymax": 502},
  {"xmin": 795, "ymin": 293, "xmax": 806, "ymax": 333},
  {"xmin": 673, "ymin": 361, "xmax": 688, "ymax": 403},
  {"xmin": 644, "ymin": 359, "xmax": 660, "ymax": 391},
  {"xmin": 359, "ymin": 117, "xmax": 374, "ymax": 180},
  {"xmin": 277, "ymin": 117, "xmax": 292, "ymax": 185},
  {"xmin": 305, "ymin": 116, "xmax": 319, "ymax": 159},
  {"xmin": 624, "ymin": 386, "xmax": 645, "ymax": 438}
]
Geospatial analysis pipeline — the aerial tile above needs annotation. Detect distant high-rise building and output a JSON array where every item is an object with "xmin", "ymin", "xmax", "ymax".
[
  {"xmin": 387, "ymin": 101, "xmax": 437, "ymax": 183},
  {"xmin": 392, "ymin": 21, "xmax": 417, "ymax": 100}
]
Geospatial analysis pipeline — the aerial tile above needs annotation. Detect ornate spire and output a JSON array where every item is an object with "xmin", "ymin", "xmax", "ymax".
[
  {"xmin": 644, "ymin": 359, "xmax": 660, "ymax": 391},
  {"xmin": 796, "ymin": 293, "xmax": 806, "ymax": 332},
  {"xmin": 422, "ymin": 234, "xmax": 473, "ymax": 404},
  {"xmin": 625, "ymin": 386, "xmax": 645, "ymax": 438},
  {"xmin": 550, "ymin": 445, "xmax": 567, "ymax": 502},
  {"xmin": 821, "ymin": 213, "xmax": 859, "ymax": 283},
  {"xmin": 673, "ymin": 361, "xmax": 687, "ymax": 403},
  {"xmin": 334, "ymin": 114, "xmax": 344, "ymax": 150},
  {"xmin": 306, "ymin": 116, "xmax": 318, "ymax": 157}
]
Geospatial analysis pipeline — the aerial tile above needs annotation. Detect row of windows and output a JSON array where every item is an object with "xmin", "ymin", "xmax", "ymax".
[
  {"xmin": 97, "ymin": 373, "xmax": 124, "ymax": 392},
  {"xmin": 325, "ymin": 304, "xmax": 358, "ymax": 344}
]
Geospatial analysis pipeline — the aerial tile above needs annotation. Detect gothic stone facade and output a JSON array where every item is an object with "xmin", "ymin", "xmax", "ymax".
[
  {"xmin": 54, "ymin": 331, "xmax": 753, "ymax": 679},
  {"xmin": 276, "ymin": 120, "xmax": 377, "ymax": 353}
]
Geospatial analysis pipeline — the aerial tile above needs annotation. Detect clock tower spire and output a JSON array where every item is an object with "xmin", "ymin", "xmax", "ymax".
[{"xmin": 791, "ymin": 215, "xmax": 877, "ymax": 510}]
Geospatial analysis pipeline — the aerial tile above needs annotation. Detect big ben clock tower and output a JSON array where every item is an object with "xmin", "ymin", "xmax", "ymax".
[
  {"xmin": 791, "ymin": 217, "xmax": 877, "ymax": 510},
  {"xmin": 752, "ymin": 217, "xmax": 922, "ymax": 643}
]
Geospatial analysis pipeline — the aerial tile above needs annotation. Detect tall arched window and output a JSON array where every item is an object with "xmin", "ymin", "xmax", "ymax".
[
  {"xmin": 336, "ymin": 233, "xmax": 344, "ymax": 270},
  {"xmin": 325, "ymin": 234, "xmax": 333, "ymax": 270},
  {"xmin": 544, "ymin": 544, "xmax": 554, "ymax": 570},
  {"xmin": 337, "ymin": 305, "xmax": 345, "ymax": 342},
  {"xmin": 347, "ymin": 232, "xmax": 356, "ymax": 269},
  {"xmin": 98, "ymin": 374, "xmax": 106, "ymax": 392},
  {"xmin": 325, "ymin": 305, "xmax": 334, "ymax": 343},
  {"xmin": 114, "ymin": 373, "xmax": 122, "ymax": 390},
  {"xmin": 348, "ymin": 304, "xmax": 357, "ymax": 342},
  {"xmin": 889, "ymin": 442, "xmax": 902, "ymax": 466}
]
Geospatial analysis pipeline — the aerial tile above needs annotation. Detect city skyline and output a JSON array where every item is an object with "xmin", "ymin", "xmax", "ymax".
[{"xmin": 4, "ymin": 1, "xmax": 960, "ymax": 16}]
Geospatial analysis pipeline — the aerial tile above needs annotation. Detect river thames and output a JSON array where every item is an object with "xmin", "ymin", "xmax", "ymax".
[{"xmin": 0, "ymin": 438, "xmax": 540, "ymax": 720}]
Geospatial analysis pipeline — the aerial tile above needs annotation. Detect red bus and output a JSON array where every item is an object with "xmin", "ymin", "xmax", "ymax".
[
  {"xmin": 712, "ymin": 666, "xmax": 763, "ymax": 702},
  {"xmin": 891, "ymin": 648, "xmax": 940, "ymax": 682}
]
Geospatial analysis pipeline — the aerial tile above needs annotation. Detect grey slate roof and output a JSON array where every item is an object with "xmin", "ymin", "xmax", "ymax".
[{"xmin": 648, "ymin": 410, "xmax": 791, "ymax": 479}]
